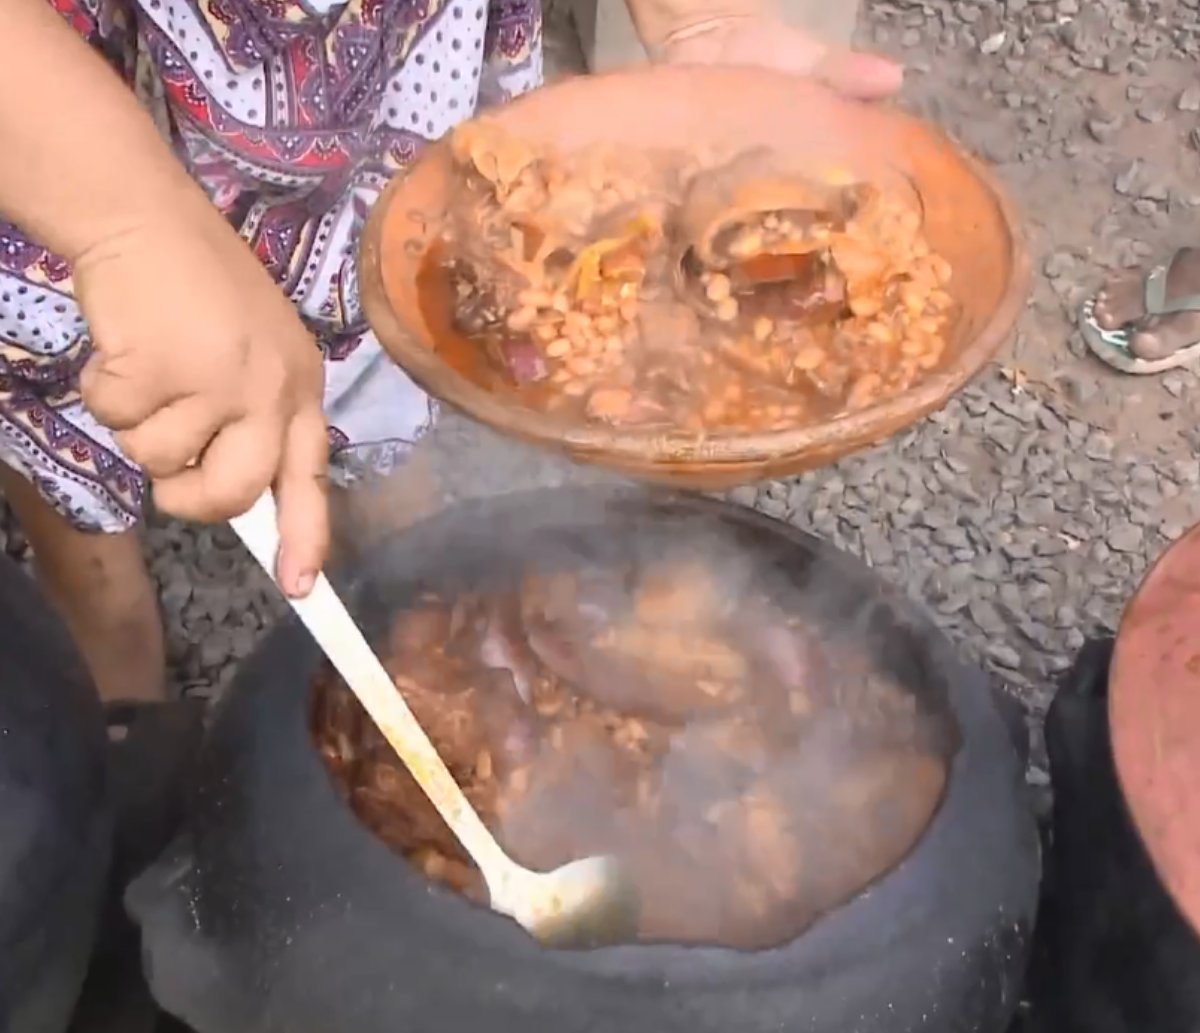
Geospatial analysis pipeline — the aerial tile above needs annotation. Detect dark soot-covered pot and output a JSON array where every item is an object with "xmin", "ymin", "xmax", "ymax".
[
  {"xmin": 0, "ymin": 555, "xmax": 111, "ymax": 1033},
  {"xmin": 129, "ymin": 489, "xmax": 1040, "ymax": 1033}
]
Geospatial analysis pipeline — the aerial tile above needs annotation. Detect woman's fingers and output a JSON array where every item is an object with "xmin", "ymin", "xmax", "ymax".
[
  {"xmin": 660, "ymin": 18, "xmax": 904, "ymax": 101},
  {"xmin": 150, "ymin": 415, "xmax": 283, "ymax": 524},
  {"xmin": 271, "ymin": 404, "xmax": 330, "ymax": 598},
  {"xmin": 810, "ymin": 45, "xmax": 904, "ymax": 100},
  {"xmin": 114, "ymin": 395, "xmax": 225, "ymax": 479},
  {"xmin": 79, "ymin": 349, "xmax": 177, "ymax": 430}
]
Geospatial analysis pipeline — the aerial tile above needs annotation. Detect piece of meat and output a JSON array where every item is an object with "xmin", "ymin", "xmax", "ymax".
[
  {"xmin": 496, "ymin": 334, "xmax": 548, "ymax": 384},
  {"xmin": 520, "ymin": 566, "xmax": 748, "ymax": 720},
  {"xmin": 732, "ymin": 259, "xmax": 847, "ymax": 324},
  {"xmin": 476, "ymin": 597, "xmax": 540, "ymax": 703}
]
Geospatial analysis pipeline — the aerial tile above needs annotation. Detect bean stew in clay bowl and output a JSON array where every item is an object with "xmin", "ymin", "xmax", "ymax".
[{"xmin": 359, "ymin": 67, "xmax": 1030, "ymax": 488}]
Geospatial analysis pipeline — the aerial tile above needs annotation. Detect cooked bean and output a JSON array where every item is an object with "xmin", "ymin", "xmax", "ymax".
[
  {"xmin": 847, "ymin": 372, "xmax": 883, "ymax": 409},
  {"xmin": 705, "ymin": 273, "xmax": 732, "ymax": 303},
  {"xmin": 518, "ymin": 287, "xmax": 554, "ymax": 309},
  {"xmin": 506, "ymin": 306, "xmax": 537, "ymax": 332},
  {"xmin": 793, "ymin": 345, "xmax": 825, "ymax": 371}
]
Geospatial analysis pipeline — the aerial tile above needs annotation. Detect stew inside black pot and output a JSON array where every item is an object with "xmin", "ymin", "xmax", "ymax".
[{"xmin": 129, "ymin": 488, "xmax": 1040, "ymax": 1033}]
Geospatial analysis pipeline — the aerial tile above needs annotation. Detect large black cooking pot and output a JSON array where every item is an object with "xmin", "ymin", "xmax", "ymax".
[
  {"xmin": 0, "ymin": 555, "xmax": 111, "ymax": 1033},
  {"xmin": 129, "ymin": 489, "xmax": 1040, "ymax": 1033},
  {"xmin": 1030, "ymin": 638, "xmax": 1200, "ymax": 1033}
]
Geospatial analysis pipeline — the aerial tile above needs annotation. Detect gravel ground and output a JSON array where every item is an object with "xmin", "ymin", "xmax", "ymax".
[{"xmin": 3, "ymin": 0, "xmax": 1200, "ymax": 786}]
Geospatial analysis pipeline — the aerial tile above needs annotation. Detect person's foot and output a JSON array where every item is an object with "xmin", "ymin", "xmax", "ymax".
[{"xmin": 1092, "ymin": 247, "xmax": 1200, "ymax": 363}]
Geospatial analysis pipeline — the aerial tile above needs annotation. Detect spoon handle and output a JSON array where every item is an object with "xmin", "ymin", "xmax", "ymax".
[{"xmin": 229, "ymin": 491, "xmax": 515, "ymax": 881}]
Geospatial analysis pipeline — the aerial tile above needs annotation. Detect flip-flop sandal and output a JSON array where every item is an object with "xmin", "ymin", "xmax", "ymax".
[{"xmin": 1078, "ymin": 257, "xmax": 1200, "ymax": 374}]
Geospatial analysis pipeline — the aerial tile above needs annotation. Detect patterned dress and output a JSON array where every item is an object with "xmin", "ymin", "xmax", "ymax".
[{"xmin": 0, "ymin": 0, "xmax": 542, "ymax": 530}]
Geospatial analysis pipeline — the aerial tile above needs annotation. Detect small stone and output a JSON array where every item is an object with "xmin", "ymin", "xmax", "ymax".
[
  {"xmin": 199, "ymin": 634, "xmax": 230, "ymax": 672},
  {"xmin": 1085, "ymin": 432, "xmax": 1114, "ymax": 460},
  {"xmin": 987, "ymin": 642, "xmax": 1022, "ymax": 669},
  {"xmin": 980, "ymin": 31, "xmax": 1007, "ymax": 54},
  {"xmin": 1180, "ymin": 84, "xmax": 1200, "ymax": 112},
  {"xmin": 1168, "ymin": 459, "xmax": 1199, "ymax": 485},
  {"xmin": 969, "ymin": 599, "xmax": 1007, "ymax": 635},
  {"xmin": 161, "ymin": 578, "xmax": 193, "ymax": 616},
  {"xmin": 1002, "ymin": 539, "xmax": 1034, "ymax": 561},
  {"xmin": 1140, "ymin": 181, "xmax": 1170, "ymax": 203},
  {"xmin": 1043, "ymin": 251, "xmax": 1077, "ymax": 278},
  {"xmin": 1163, "ymin": 371, "xmax": 1189, "ymax": 398},
  {"xmin": 1086, "ymin": 116, "xmax": 1121, "ymax": 143},
  {"xmin": 1136, "ymin": 102, "xmax": 1168, "ymax": 124},
  {"xmin": 1055, "ymin": 604, "xmax": 1079, "ymax": 628},
  {"xmin": 1115, "ymin": 160, "xmax": 1142, "ymax": 196},
  {"xmin": 1108, "ymin": 522, "xmax": 1143, "ymax": 553}
]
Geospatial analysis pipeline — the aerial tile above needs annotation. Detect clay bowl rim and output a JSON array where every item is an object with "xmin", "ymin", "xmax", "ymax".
[
  {"xmin": 1110, "ymin": 520, "xmax": 1200, "ymax": 938},
  {"xmin": 359, "ymin": 66, "xmax": 1031, "ymax": 473}
]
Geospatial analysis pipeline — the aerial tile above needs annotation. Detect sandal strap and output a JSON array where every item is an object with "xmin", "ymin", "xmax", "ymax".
[{"xmin": 1143, "ymin": 258, "xmax": 1200, "ymax": 317}]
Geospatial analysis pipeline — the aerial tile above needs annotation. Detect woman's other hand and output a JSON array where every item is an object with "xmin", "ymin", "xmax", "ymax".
[
  {"xmin": 620, "ymin": 0, "xmax": 903, "ymax": 102},
  {"xmin": 658, "ymin": 14, "xmax": 902, "ymax": 98}
]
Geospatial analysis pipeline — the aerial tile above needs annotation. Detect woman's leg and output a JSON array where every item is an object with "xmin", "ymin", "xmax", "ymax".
[{"xmin": 0, "ymin": 464, "xmax": 165, "ymax": 704}]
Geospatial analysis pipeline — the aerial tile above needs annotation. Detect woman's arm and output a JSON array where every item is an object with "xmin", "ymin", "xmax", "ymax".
[
  {"xmin": 0, "ymin": 0, "xmax": 330, "ymax": 597},
  {"xmin": 0, "ymin": 0, "xmax": 203, "ymax": 263}
]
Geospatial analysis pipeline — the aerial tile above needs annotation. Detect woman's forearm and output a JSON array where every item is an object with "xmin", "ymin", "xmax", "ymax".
[
  {"xmin": 0, "ymin": 0, "xmax": 204, "ymax": 262},
  {"xmin": 622, "ymin": 0, "xmax": 769, "ymax": 54}
]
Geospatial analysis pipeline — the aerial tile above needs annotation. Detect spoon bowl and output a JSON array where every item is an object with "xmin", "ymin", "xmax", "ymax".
[{"xmin": 490, "ymin": 854, "xmax": 641, "ymax": 949}]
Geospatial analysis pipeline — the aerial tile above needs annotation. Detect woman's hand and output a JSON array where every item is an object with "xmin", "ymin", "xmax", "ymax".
[
  {"xmin": 0, "ymin": 0, "xmax": 329, "ymax": 597},
  {"xmin": 74, "ymin": 201, "xmax": 329, "ymax": 599},
  {"xmin": 657, "ymin": 14, "xmax": 903, "ymax": 99}
]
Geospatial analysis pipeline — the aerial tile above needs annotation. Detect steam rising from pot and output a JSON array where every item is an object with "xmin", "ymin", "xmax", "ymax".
[{"xmin": 317, "ymin": 419, "xmax": 958, "ymax": 949}]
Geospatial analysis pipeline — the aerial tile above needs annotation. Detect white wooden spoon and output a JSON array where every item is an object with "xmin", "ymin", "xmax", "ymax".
[{"xmin": 228, "ymin": 491, "xmax": 639, "ymax": 948}]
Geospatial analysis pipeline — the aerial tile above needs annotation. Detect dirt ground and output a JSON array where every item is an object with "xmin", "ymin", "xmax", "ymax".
[{"xmin": 870, "ymin": 0, "xmax": 1200, "ymax": 450}]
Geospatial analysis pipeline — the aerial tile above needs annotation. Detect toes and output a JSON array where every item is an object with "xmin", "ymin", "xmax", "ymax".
[
  {"xmin": 1093, "ymin": 277, "xmax": 1145, "ymax": 330},
  {"xmin": 1129, "ymin": 327, "xmax": 1172, "ymax": 361},
  {"xmin": 1129, "ymin": 311, "xmax": 1200, "ymax": 361}
]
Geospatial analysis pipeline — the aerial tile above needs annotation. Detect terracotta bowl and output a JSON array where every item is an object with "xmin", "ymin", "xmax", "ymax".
[
  {"xmin": 1110, "ymin": 522, "xmax": 1200, "ymax": 937},
  {"xmin": 359, "ymin": 66, "xmax": 1030, "ymax": 488}
]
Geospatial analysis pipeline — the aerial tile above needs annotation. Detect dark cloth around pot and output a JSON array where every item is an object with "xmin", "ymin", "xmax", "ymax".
[
  {"xmin": 0, "ymin": 555, "xmax": 111, "ymax": 1033},
  {"xmin": 1031, "ymin": 638, "xmax": 1200, "ymax": 1033}
]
